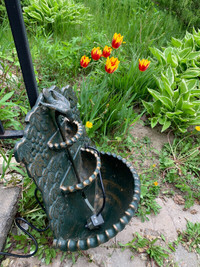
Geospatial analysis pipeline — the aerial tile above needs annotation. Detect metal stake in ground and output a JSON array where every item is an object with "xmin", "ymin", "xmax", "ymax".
[{"xmin": 4, "ymin": 0, "xmax": 38, "ymax": 108}]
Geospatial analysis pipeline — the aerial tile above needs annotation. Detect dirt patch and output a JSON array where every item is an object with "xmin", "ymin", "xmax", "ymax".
[{"xmin": 130, "ymin": 121, "xmax": 174, "ymax": 152}]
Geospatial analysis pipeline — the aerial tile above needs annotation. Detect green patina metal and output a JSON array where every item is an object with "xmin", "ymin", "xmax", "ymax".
[{"xmin": 14, "ymin": 85, "xmax": 140, "ymax": 251}]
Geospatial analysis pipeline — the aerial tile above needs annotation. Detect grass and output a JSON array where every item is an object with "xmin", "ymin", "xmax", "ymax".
[
  {"xmin": 119, "ymin": 232, "xmax": 171, "ymax": 266},
  {"xmin": 178, "ymin": 221, "xmax": 200, "ymax": 255},
  {"xmin": 78, "ymin": 0, "xmax": 185, "ymax": 55},
  {"xmin": 160, "ymin": 130, "xmax": 200, "ymax": 208}
]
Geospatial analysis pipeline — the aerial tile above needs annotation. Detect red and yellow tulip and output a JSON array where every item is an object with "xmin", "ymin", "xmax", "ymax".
[
  {"xmin": 105, "ymin": 57, "xmax": 120, "ymax": 74},
  {"xmin": 91, "ymin": 47, "xmax": 102, "ymax": 60},
  {"xmin": 139, "ymin": 58, "xmax": 150, "ymax": 71},
  {"xmin": 80, "ymin": 55, "xmax": 90, "ymax": 68},
  {"xmin": 102, "ymin": 45, "xmax": 112, "ymax": 58},
  {"xmin": 112, "ymin": 33, "xmax": 123, "ymax": 49}
]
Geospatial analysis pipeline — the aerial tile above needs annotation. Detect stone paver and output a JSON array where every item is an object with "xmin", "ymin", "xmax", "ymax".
[
  {"xmin": 2, "ymin": 197, "xmax": 199, "ymax": 266},
  {"xmin": 174, "ymin": 244, "xmax": 200, "ymax": 267},
  {"xmin": 0, "ymin": 185, "xmax": 21, "ymax": 253}
]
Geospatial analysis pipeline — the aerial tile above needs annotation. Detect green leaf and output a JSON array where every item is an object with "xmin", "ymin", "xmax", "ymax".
[
  {"xmin": 174, "ymin": 89, "xmax": 179, "ymax": 101},
  {"xmin": 29, "ymin": 11, "xmax": 44, "ymax": 22},
  {"xmin": 149, "ymin": 47, "xmax": 166, "ymax": 64},
  {"xmin": 0, "ymin": 91, "xmax": 14, "ymax": 105},
  {"xmin": 187, "ymin": 52, "xmax": 200, "ymax": 60},
  {"xmin": 192, "ymin": 100, "xmax": 200, "ymax": 105},
  {"xmin": 40, "ymin": 0, "xmax": 51, "ymax": 15},
  {"xmin": 164, "ymin": 47, "xmax": 173, "ymax": 58},
  {"xmin": 176, "ymin": 96, "xmax": 183, "ymax": 110},
  {"xmin": 178, "ymin": 48, "xmax": 192, "ymax": 60},
  {"xmin": 148, "ymin": 89, "xmax": 173, "ymax": 110},
  {"xmin": 152, "ymin": 100, "xmax": 162, "ymax": 114},
  {"xmin": 161, "ymin": 73, "xmax": 174, "ymax": 97},
  {"xmin": 177, "ymin": 125, "xmax": 187, "ymax": 133},
  {"xmin": 167, "ymin": 52, "xmax": 178, "ymax": 68},
  {"xmin": 181, "ymin": 68, "xmax": 200, "ymax": 78},
  {"xmin": 189, "ymin": 118, "xmax": 200, "ymax": 124},
  {"xmin": 142, "ymin": 100, "xmax": 153, "ymax": 116},
  {"xmin": 90, "ymin": 119, "xmax": 102, "ymax": 132},
  {"xmin": 186, "ymin": 79, "xmax": 197, "ymax": 91},
  {"xmin": 171, "ymin": 37, "xmax": 182, "ymax": 48},
  {"xmin": 166, "ymin": 111, "xmax": 183, "ymax": 118},
  {"xmin": 151, "ymin": 117, "xmax": 158, "ymax": 128},
  {"xmin": 179, "ymin": 80, "xmax": 188, "ymax": 95},
  {"xmin": 166, "ymin": 66, "xmax": 174, "ymax": 86},
  {"xmin": 168, "ymin": 243, "xmax": 176, "ymax": 252},
  {"xmin": 184, "ymin": 37, "xmax": 194, "ymax": 49}
]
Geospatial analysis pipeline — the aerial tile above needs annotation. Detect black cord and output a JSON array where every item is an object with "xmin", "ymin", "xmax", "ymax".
[
  {"xmin": 86, "ymin": 146, "xmax": 106, "ymax": 216},
  {"xmin": 0, "ymin": 189, "xmax": 49, "ymax": 258}
]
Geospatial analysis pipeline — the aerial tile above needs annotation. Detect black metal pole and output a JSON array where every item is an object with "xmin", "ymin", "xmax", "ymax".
[
  {"xmin": 4, "ymin": 0, "xmax": 39, "ymax": 108},
  {"xmin": 0, "ymin": 120, "xmax": 5, "ymax": 134}
]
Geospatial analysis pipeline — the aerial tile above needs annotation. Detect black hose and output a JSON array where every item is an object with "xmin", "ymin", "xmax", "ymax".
[{"xmin": 0, "ymin": 189, "xmax": 49, "ymax": 258}]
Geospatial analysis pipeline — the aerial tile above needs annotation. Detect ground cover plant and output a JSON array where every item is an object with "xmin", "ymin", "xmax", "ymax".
[
  {"xmin": 143, "ymin": 29, "xmax": 200, "ymax": 133},
  {"xmin": 23, "ymin": 0, "xmax": 92, "ymax": 35}
]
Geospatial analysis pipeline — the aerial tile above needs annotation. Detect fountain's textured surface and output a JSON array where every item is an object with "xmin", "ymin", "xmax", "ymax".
[{"xmin": 14, "ymin": 86, "xmax": 140, "ymax": 251}]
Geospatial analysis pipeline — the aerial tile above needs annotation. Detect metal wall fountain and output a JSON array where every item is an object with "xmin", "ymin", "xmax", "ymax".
[
  {"xmin": 2, "ymin": 0, "xmax": 140, "ymax": 252},
  {"xmin": 14, "ymin": 85, "xmax": 140, "ymax": 251}
]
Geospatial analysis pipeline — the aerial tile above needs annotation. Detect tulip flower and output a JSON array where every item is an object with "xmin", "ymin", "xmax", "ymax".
[
  {"xmin": 80, "ymin": 55, "xmax": 90, "ymax": 68},
  {"xmin": 102, "ymin": 45, "xmax": 112, "ymax": 58},
  {"xmin": 91, "ymin": 47, "xmax": 102, "ymax": 60},
  {"xmin": 85, "ymin": 121, "xmax": 93, "ymax": 129},
  {"xmin": 112, "ymin": 33, "xmax": 123, "ymax": 49},
  {"xmin": 139, "ymin": 59, "xmax": 150, "ymax": 71},
  {"xmin": 105, "ymin": 57, "xmax": 120, "ymax": 74}
]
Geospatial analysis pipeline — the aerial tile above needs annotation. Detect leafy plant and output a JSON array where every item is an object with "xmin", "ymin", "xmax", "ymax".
[
  {"xmin": 0, "ymin": 1, "xmax": 6, "ymax": 22},
  {"xmin": 0, "ymin": 149, "xmax": 27, "ymax": 183},
  {"xmin": 143, "ymin": 29, "xmax": 200, "ymax": 133},
  {"xmin": 138, "ymin": 181, "xmax": 161, "ymax": 222},
  {"xmin": 160, "ymin": 131, "xmax": 200, "ymax": 208},
  {"xmin": 0, "ymin": 88, "xmax": 23, "ymax": 130},
  {"xmin": 178, "ymin": 221, "xmax": 200, "ymax": 254},
  {"xmin": 75, "ymin": 76, "xmax": 138, "ymax": 139},
  {"xmin": 12, "ymin": 229, "xmax": 59, "ymax": 265},
  {"xmin": 23, "ymin": 0, "xmax": 92, "ymax": 35},
  {"xmin": 119, "ymin": 232, "xmax": 171, "ymax": 266}
]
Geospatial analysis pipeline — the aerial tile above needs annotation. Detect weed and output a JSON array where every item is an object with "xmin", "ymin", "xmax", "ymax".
[
  {"xmin": 178, "ymin": 221, "xmax": 200, "ymax": 254},
  {"xmin": 0, "ymin": 149, "xmax": 26, "ymax": 183},
  {"xmin": 160, "ymin": 131, "xmax": 200, "ymax": 208},
  {"xmin": 119, "ymin": 232, "xmax": 171, "ymax": 266}
]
